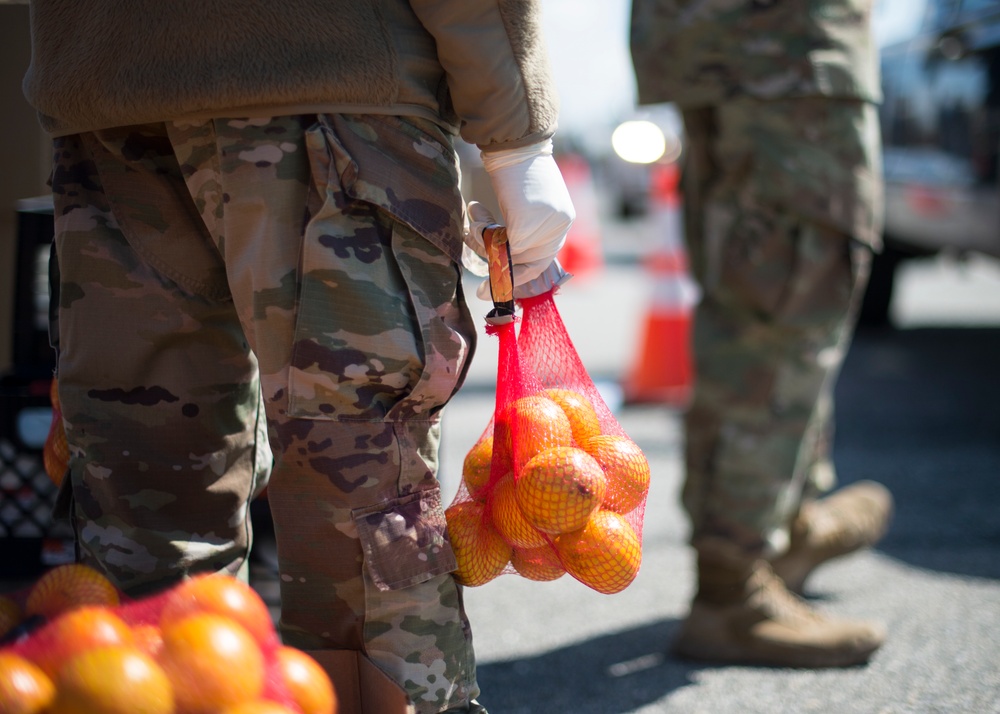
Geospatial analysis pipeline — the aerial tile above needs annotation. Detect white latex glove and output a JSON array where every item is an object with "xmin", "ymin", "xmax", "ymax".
[{"xmin": 463, "ymin": 139, "xmax": 576, "ymax": 301}]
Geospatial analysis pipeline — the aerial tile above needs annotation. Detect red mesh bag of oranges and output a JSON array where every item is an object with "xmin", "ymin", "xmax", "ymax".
[
  {"xmin": 0, "ymin": 563, "xmax": 339, "ymax": 714},
  {"xmin": 446, "ymin": 227, "xmax": 649, "ymax": 595}
]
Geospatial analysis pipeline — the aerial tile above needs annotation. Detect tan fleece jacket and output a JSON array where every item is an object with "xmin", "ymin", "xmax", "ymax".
[{"xmin": 23, "ymin": 0, "xmax": 559, "ymax": 150}]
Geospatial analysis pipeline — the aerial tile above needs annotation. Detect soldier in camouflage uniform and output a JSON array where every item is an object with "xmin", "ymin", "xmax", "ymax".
[
  {"xmin": 631, "ymin": 0, "xmax": 894, "ymax": 667},
  {"xmin": 25, "ymin": 3, "xmax": 575, "ymax": 712}
]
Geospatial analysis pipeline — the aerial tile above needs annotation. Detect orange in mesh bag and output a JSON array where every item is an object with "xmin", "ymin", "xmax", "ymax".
[
  {"xmin": 43, "ymin": 376, "xmax": 70, "ymax": 487},
  {"xmin": 0, "ymin": 563, "xmax": 338, "ymax": 714},
  {"xmin": 446, "ymin": 228, "xmax": 649, "ymax": 594}
]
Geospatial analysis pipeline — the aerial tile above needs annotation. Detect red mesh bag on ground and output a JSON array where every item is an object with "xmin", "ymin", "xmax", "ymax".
[
  {"xmin": 0, "ymin": 564, "xmax": 337, "ymax": 714},
  {"xmin": 446, "ymin": 228, "xmax": 649, "ymax": 594}
]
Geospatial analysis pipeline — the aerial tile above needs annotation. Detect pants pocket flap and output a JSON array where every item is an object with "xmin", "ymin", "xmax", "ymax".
[{"xmin": 353, "ymin": 487, "xmax": 457, "ymax": 592}]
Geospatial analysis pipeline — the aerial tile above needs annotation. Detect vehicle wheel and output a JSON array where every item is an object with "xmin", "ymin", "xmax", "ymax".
[
  {"xmin": 617, "ymin": 196, "xmax": 646, "ymax": 220},
  {"xmin": 857, "ymin": 245, "xmax": 904, "ymax": 327}
]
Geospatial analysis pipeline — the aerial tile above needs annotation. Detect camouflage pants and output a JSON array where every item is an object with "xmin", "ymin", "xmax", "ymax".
[
  {"xmin": 50, "ymin": 114, "xmax": 480, "ymax": 712},
  {"xmin": 679, "ymin": 97, "xmax": 880, "ymax": 556}
]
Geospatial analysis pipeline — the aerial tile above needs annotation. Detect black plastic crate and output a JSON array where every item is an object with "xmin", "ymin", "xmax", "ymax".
[
  {"xmin": 1, "ymin": 196, "xmax": 73, "ymax": 578},
  {"xmin": 0, "ymin": 374, "xmax": 74, "ymax": 578}
]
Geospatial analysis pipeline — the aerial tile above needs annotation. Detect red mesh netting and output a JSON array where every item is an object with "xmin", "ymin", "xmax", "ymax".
[{"xmin": 446, "ymin": 290, "xmax": 648, "ymax": 594}]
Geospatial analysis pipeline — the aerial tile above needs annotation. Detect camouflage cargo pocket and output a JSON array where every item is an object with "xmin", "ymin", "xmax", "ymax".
[
  {"xmin": 287, "ymin": 116, "xmax": 473, "ymax": 422},
  {"xmin": 353, "ymin": 487, "xmax": 457, "ymax": 591}
]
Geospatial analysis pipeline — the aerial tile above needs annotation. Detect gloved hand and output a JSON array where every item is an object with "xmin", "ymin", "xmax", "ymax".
[{"xmin": 464, "ymin": 138, "xmax": 576, "ymax": 300}]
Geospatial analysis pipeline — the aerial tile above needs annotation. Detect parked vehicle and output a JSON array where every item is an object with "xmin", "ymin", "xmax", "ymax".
[{"xmin": 863, "ymin": 0, "xmax": 1000, "ymax": 324}]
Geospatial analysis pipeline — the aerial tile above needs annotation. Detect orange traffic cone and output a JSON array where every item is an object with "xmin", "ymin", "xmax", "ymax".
[
  {"xmin": 556, "ymin": 152, "xmax": 604, "ymax": 279},
  {"xmin": 622, "ymin": 162, "xmax": 698, "ymax": 406}
]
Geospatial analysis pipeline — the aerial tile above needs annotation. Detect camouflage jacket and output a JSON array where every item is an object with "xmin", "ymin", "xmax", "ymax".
[
  {"xmin": 630, "ymin": 0, "xmax": 881, "ymax": 107},
  {"xmin": 24, "ymin": 0, "xmax": 558, "ymax": 151}
]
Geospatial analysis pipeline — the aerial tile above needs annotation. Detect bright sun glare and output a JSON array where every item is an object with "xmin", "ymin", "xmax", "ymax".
[{"xmin": 611, "ymin": 120, "xmax": 667, "ymax": 164}]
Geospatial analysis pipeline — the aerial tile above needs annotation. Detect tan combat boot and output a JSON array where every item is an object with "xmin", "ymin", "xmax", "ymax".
[
  {"xmin": 771, "ymin": 480, "xmax": 893, "ymax": 594},
  {"xmin": 673, "ymin": 540, "xmax": 886, "ymax": 668}
]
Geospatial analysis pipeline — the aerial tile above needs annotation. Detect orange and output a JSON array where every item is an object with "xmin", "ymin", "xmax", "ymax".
[
  {"xmin": 0, "ymin": 594, "xmax": 22, "ymax": 639},
  {"xmin": 131, "ymin": 623, "xmax": 164, "ymax": 658},
  {"xmin": 159, "ymin": 573, "xmax": 275, "ymax": 645},
  {"xmin": 516, "ymin": 447, "xmax": 606, "ymax": 534},
  {"xmin": 584, "ymin": 435, "xmax": 650, "ymax": 514},
  {"xmin": 25, "ymin": 563, "xmax": 119, "ymax": 619},
  {"xmin": 543, "ymin": 388, "xmax": 602, "ymax": 446},
  {"xmin": 489, "ymin": 473, "xmax": 548, "ymax": 549},
  {"xmin": 158, "ymin": 612, "xmax": 265, "ymax": 714},
  {"xmin": 220, "ymin": 701, "xmax": 301, "ymax": 714},
  {"xmin": 274, "ymin": 646, "xmax": 338, "ymax": 714},
  {"xmin": 555, "ymin": 510, "xmax": 642, "ymax": 594},
  {"xmin": 501, "ymin": 395, "xmax": 575, "ymax": 470},
  {"xmin": 461, "ymin": 435, "xmax": 495, "ymax": 501},
  {"xmin": 48, "ymin": 645, "xmax": 173, "ymax": 714},
  {"xmin": 445, "ymin": 501, "xmax": 511, "ymax": 587},
  {"xmin": 26, "ymin": 605, "xmax": 134, "ymax": 678},
  {"xmin": 43, "ymin": 378, "xmax": 69, "ymax": 487},
  {"xmin": 0, "ymin": 652, "xmax": 54, "ymax": 714},
  {"xmin": 511, "ymin": 545, "xmax": 565, "ymax": 582},
  {"xmin": 491, "ymin": 417, "xmax": 514, "ymax": 467}
]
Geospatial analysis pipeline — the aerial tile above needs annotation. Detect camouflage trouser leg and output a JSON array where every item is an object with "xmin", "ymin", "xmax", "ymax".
[
  {"xmin": 679, "ymin": 99, "xmax": 876, "ymax": 556},
  {"xmin": 51, "ymin": 116, "xmax": 480, "ymax": 712},
  {"xmin": 51, "ymin": 132, "xmax": 270, "ymax": 593}
]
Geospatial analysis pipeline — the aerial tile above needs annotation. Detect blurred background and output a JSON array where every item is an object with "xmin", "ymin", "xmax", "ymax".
[{"xmin": 463, "ymin": 0, "xmax": 1000, "ymax": 329}]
